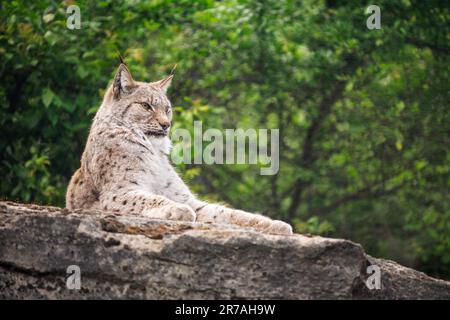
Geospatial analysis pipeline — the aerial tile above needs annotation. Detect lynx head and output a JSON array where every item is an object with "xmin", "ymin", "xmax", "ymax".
[{"xmin": 102, "ymin": 63, "xmax": 174, "ymax": 136}]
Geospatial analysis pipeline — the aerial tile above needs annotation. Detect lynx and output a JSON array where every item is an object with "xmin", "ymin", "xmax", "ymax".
[{"xmin": 66, "ymin": 63, "xmax": 293, "ymax": 235}]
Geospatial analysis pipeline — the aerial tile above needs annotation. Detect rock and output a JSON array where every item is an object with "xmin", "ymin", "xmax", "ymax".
[{"xmin": 0, "ymin": 201, "xmax": 449, "ymax": 299}]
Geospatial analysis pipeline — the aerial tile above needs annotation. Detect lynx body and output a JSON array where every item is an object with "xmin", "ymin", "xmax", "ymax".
[{"xmin": 66, "ymin": 63, "xmax": 292, "ymax": 235}]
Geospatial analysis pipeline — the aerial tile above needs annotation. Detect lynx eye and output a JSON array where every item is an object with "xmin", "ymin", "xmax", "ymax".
[
  {"xmin": 141, "ymin": 102, "xmax": 154, "ymax": 111},
  {"xmin": 165, "ymin": 106, "xmax": 171, "ymax": 114}
]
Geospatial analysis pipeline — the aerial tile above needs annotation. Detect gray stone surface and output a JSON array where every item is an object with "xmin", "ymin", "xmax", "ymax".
[{"xmin": 0, "ymin": 201, "xmax": 449, "ymax": 299}]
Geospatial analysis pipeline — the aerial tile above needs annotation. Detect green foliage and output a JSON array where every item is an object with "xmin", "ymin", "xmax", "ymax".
[
  {"xmin": 0, "ymin": 0, "xmax": 448, "ymax": 279},
  {"xmin": 293, "ymin": 216, "xmax": 335, "ymax": 236}
]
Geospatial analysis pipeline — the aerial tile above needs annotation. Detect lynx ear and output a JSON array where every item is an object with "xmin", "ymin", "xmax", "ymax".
[
  {"xmin": 155, "ymin": 64, "xmax": 176, "ymax": 93},
  {"xmin": 113, "ymin": 63, "xmax": 136, "ymax": 99},
  {"xmin": 155, "ymin": 74, "xmax": 173, "ymax": 93}
]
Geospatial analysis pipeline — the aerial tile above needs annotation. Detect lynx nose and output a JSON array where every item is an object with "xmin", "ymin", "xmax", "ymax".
[{"xmin": 160, "ymin": 123, "xmax": 170, "ymax": 132}]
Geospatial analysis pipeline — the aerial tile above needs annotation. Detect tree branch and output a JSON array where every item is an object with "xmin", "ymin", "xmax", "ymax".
[
  {"xmin": 286, "ymin": 76, "xmax": 347, "ymax": 218},
  {"xmin": 310, "ymin": 183, "xmax": 404, "ymax": 217},
  {"xmin": 286, "ymin": 54, "xmax": 365, "ymax": 220},
  {"xmin": 405, "ymin": 37, "xmax": 450, "ymax": 56}
]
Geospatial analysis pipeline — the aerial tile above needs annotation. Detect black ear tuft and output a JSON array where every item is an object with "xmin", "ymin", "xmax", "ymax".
[
  {"xmin": 116, "ymin": 50, "xmax": 125, "ymax": 65},
  {"xmin": 169, "ymin": 63, "xmax": 177, "ymax": 76}
]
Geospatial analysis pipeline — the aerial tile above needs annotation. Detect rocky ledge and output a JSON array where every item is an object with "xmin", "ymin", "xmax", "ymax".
[{"xmin": 0, "ymin": 201, "xmax": 449, "ymax": 299}]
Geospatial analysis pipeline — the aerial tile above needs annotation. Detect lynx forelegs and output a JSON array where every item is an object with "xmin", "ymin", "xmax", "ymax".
[
  {"xmin": 100, "ymin": 190, "xmax": 196, "ymax": 222},
  {"xmin": 193, "ymin": 202, "xmax": 293, "ymax": 235},
  {"xmin": 143, "ymin": 202, "xmax": 196, "ymax": 222}
]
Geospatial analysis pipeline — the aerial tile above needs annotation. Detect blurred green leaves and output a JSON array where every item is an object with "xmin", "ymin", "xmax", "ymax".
[{"xmin": 42, "ymin": 87, "xmax": 55, "ymax": 108}]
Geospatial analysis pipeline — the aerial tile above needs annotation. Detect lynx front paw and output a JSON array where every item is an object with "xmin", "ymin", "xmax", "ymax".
[
  {"xmin": 143, "ymin": 204, "xmax": 196, "ymax": 222},
  {"xmin": 265, "ymin": 220, "xmax": 293, "ymax": 235},
  {"xmin": 230, "ymin": 210, "xmax": 293, "ymax": 235},
  {"xmin": 167, "ymin": 204, "xmax": 196, "ymax": 222}
]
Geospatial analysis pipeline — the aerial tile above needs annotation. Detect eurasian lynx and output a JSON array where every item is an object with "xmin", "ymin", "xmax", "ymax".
[{"xmin": 66, "ymin": 63, "xmax": 292, "ymax": 235}]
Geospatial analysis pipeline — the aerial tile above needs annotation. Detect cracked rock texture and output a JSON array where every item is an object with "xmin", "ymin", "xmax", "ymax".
[{"xmin": 0, "ymin": 201, "xmax": 449, "ymax": 299}]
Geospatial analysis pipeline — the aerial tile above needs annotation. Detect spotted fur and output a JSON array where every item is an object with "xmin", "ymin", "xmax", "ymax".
[{"xmin": 66, "ymin": 63, "xmax": 292, "ymax": 235}]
